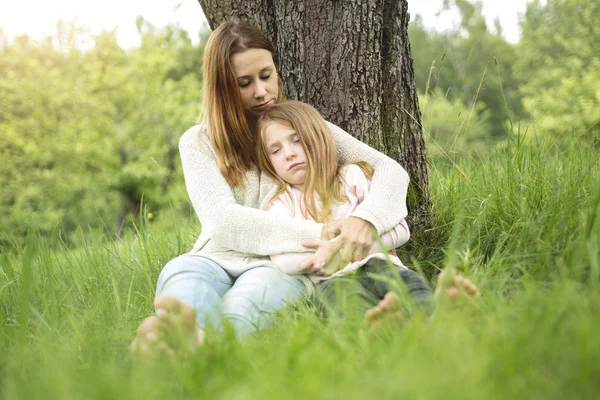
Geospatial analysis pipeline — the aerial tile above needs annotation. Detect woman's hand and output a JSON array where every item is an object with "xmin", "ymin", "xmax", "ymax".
[
  {"xmin": 322, "ymin": 251, "xmax": 344, "ymax": 276},
  {"xmin": 321, "ymin": 216, "xmax": 375, "ymax": 265},
  {"xmin": 299, "ymin": 240, "xmax": 344, "ymax": 276}
]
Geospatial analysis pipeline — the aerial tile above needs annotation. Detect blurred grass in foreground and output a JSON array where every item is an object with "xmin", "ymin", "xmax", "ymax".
[{"xmin": 1, "ymin": 132, "xmax": 599, "ymax": 399}]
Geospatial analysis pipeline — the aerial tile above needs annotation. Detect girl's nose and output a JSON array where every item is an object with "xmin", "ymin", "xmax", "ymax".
[{"xmin": 284, "ymin": 146, "xmax": 296, "ymax": 159}]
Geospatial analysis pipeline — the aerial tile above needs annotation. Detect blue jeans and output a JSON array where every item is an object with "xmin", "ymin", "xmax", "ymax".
[
  {"xmin": 316, "ymin": 259, "xmax": 433, "ymax": 316},
  {"xmin": 156, "ymin": 254, "xmax": 306, "ymax": 338}
]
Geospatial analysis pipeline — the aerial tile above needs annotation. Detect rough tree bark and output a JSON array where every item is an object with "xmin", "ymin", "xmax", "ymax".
[{"xmin": 198, "ymin": 0, "xmax": 432, "ymax": 234}]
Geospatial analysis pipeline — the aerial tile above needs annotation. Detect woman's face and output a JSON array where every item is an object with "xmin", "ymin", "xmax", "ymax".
[{"xmin": 231, "ymin": 48, "xmax": 279, "ymax": 118}]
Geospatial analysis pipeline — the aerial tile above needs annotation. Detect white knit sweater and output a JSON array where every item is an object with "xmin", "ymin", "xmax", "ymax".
[{"xmin": 178, "ymin": 121, "xmax": 410, "ymax": 286}]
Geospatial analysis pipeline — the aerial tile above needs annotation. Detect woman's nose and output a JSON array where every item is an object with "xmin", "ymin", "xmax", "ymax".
[{"xmin": 254, "ymin": 81, "xmax": 267, "ymax": 98}]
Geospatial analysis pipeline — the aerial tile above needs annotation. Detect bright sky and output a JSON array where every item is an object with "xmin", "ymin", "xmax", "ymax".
[{"xmin": 0, "ymin": 0, "xmax": 529, "ymax": 48}]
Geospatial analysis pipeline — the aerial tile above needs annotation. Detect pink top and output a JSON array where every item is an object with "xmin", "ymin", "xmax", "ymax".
[{"xmin": 264, "ymin": 164, "xmax": 410, "ymax": 282}]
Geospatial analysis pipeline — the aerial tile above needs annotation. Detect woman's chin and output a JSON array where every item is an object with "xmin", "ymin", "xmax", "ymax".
[
  {"xmin": 245, "ymin": 101, "xmax": 276, "ymax": 121},
  {"xmin": 245, "ymin": 109, "xmax": 260, "ymax": 121}
]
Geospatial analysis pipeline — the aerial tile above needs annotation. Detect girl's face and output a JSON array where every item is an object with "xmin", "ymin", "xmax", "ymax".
[
  {"xmin": 231, "ymin": 48, "xmax": 279, "ymax": 119},
  {"xmin": 263, "ymin": 121, "xmax": 308, "ymax": 190}
]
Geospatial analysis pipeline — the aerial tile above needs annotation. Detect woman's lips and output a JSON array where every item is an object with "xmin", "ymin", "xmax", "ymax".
[
  {"xmin": 253, "ymin": 100, "xmax": 274, "ymax": 111},
  {"xmin": 289, "ymin": 162, "xmax": 304, "ymax": 171}
]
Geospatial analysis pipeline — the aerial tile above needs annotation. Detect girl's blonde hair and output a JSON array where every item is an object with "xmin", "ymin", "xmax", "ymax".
[
  {"xmin": 257, "ymin": 101, "xmax": 373, "ymax": 223},
  {"xmin": 203, "ymin": 20, "xmax": 284, "ymax": 187}
]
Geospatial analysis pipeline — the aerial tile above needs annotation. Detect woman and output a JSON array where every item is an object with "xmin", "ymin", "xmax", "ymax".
[{"xmin": 131, "ymin": 20, "xmax": 410, "ymax": 356}]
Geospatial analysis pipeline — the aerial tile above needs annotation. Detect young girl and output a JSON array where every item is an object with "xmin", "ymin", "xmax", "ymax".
[{"xmin": 256, "ymin": 101, "xmax": 435, "ymax": 320}]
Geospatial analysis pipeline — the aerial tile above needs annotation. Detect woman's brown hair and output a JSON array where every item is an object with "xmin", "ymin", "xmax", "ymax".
[
  {"xmin": 256, "ymin": 101, "xmax": 373, "ymax": 223},
  {"xmin": 202, "ymin": 20, "xmax": 283, "ymax": 187}
]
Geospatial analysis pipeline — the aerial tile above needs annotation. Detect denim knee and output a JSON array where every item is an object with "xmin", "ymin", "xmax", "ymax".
[
  {"xmin": 221, "ymin": 267, "xmax": 306, "ymax": 336},
  {"xmin": 156, "ymin": 254, "xmax": 231, "ymax": 296}
]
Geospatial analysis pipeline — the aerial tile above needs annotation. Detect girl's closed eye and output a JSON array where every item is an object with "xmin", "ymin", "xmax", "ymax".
[
  {"xmin": 238, "ymin": 80, "xmax": 250, "ymax": 88},
  {"xmin": 260, "ymin": 73, "xmax": 271, "ymax": 80},
  {"xmin": 271, "ymin": 147, "xmax": 281, "ymax": 155}
]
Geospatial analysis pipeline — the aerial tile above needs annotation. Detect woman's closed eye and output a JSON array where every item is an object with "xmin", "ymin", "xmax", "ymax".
[{"xmin": 239, "ymin": 74, "xmax": 270, "ymax": 88}]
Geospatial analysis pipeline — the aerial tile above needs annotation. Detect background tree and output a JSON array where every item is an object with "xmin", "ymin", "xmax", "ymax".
[
  {"xmin": 4, "ymin": 0, "xmax": 596, "ymax": 248},
  {"xmin": 409, "ymin": 0, "xmax": 522, "ymax": 140},
  {"xmin": 0, "ymin": 20, "xmax": 206, "ymax": 247},
  {"xmin": 515, "ymin": 0, "xmax": 599, "ymax": 141},
  {"xmin": 197, "ymin": 0, "xmax": 433, "ymax": 234}
]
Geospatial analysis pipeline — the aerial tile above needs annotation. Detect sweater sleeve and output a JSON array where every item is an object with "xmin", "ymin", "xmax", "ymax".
[
  {"xmin": 342, "ymin": 164, "xmax": 411, "ymax": 253},
  {"xmin": 371, "ymin": 220, "xmax": 410, "ymax": 253},
  {"xmin": 327, "ymin": 121, "xmax": 410, "ymax": 234},
  {"xmin": 264, "ymin": 195, "xmax": 314, "ymax": 275},
  {"xmin": 179, "ymin": 126, "xmax": 322, "ymax": 255}
]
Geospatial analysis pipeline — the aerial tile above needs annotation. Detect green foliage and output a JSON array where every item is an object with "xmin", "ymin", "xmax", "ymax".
[
  {"xmin": 409, "ymin": 1, "xmax": 523, "ymax": 140},
  {"xmin": 0, "ymin": 19, "xmax": 207, "ymax": 246},
  {"xmin": 420, "ymin": 88, "xmax": 493, "ymax": 157},
  {"xmin": 0, "ymin": 29, "xmax": 119, "ymax": 244},
  {"xmin": 410, "ymin": 0, "xmax": 599, "ymax": 153},
  {"xmin": 3, "ymin": 0, "xmax": 598, "ymax": 247},
  {"xmin": 515, "ymin": 0, "xmax": 600, "ymax": 139}
]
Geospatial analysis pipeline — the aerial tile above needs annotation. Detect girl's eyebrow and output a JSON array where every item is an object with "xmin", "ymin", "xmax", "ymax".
[
  {"xmin": 265, "ymin": 130, "xmax": 297, "ymax": 149},
  {"xmin": 265, "ymin": 139, "xmax": 281, "ymax": 150}
]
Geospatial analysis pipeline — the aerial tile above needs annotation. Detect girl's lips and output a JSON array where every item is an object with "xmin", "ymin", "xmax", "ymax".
[
  {"xmin": 289, "ymin": 162, "xmax": 304, "ymax": 171},
  {"xmin": 254, "ymin": 100, "xmax": 274, "ymax": 111}
]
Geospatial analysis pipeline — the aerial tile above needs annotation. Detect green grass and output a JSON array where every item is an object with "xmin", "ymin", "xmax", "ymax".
[{"xmin": 1, "ymin": 133, "xmax": 599, "ymax": 399}]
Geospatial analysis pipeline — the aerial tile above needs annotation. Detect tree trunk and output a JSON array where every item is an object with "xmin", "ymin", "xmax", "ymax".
[{"xmin": 198, "ymin": 0, "xmax": 433, "ymax": 234}]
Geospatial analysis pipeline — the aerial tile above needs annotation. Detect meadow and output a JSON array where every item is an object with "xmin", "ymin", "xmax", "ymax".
[{"xmin": 1, "ymin": 132, "xmax": 599, "ymax": 399}]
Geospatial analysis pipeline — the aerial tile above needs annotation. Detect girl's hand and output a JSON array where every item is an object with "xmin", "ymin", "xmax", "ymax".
[
  {"xmin": 322, "ymin": 216, "xmax": 375, "ymax": 265},
  {"xmin": 299, "ymin": 240, "xmax": 344, "ymax": 276}
]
